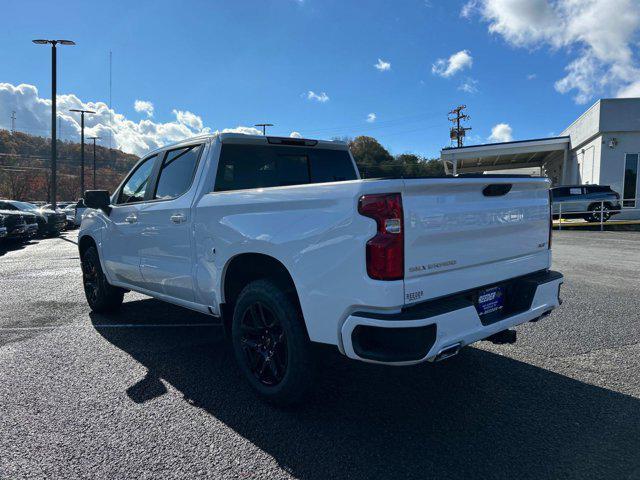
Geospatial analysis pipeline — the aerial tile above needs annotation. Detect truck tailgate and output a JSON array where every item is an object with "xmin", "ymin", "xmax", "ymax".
[{"xmin": 402, "ymin": 177, "xmax": 551, "ymax": 302}]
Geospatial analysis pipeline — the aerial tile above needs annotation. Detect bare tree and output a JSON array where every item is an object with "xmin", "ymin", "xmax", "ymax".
[{"xmin": 0, "ymin": 169, "xmax": 30, "ymax": 200}]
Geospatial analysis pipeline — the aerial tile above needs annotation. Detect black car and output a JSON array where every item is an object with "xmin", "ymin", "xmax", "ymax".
[
  {"xmin": 0, "ymin": 200, "xmax": 66, "ymax": 236},
  {"xmin": 0, "ymin": 210, "xmax": 29, "ymax": 242}
]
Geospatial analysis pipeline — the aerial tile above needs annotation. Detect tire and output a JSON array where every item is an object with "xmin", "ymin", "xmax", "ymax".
[
  {"xmin": 231, "ymin": 279, "xmax": 315, "ymax": 406},
  {"xmin": 81, "ymin": 246, "xmax": 124, "ymax": 313},
  {"xmin": 586, "ymin": 203, "xmax": 611, "ymax": 223}
]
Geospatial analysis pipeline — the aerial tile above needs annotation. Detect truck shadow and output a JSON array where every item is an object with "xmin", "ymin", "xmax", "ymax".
[{"xmin": 91, "ymin": 298, "xmax": 640, "ymax": 480}]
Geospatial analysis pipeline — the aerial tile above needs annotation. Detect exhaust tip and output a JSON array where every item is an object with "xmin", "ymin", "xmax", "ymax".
[{"xmin": 434, "ymin": 342, "xmax": 462, "ymax": 362}]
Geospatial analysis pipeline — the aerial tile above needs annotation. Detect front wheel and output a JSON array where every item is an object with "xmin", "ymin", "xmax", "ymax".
[
  {"xmin": 81, "ymin": 246, "xmax": 124, "ymax": 313},
  {"xmin": 231, "ymin": 279, "xmax": 315, "ymax": 406}
]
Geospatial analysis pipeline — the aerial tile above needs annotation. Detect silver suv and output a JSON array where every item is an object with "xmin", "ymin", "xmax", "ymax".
[{"xmin": 551, "ymin": 185, "xmax": 622, "ymax": 222}]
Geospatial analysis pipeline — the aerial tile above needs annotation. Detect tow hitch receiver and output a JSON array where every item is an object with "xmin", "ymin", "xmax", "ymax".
[{"xmin": 486, "ymin": 329, "xmax": 517, "ymax": 345}]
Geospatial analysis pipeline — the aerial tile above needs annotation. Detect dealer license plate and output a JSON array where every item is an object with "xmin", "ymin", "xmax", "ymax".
[{"xmin": 476, "ymin": 286, "xmax": 505, "ymax": 316}]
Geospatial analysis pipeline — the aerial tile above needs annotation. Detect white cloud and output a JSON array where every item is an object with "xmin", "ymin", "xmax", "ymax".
[
  {"xmin": 469, "ymin": 0, "xmax": 640, "ymax": 104},
  {"xmin": 134, "ymin": 100, "xmax": 154, "ymax": 117},
  {"xmin": 458, "ymin": 77, "xmax": 478, "ymax": 93},
  {"xmin": 488, "ymin": 123, "xmax": 513, "ymax": 143},
  {"xmin": 366, "ymin": 113, "xmax": 377, "ymax": 123},
  {"xmin": 374, "ymin": 58, "xmax": 391, "ymax": 71},
  {"xmin": 289, "ymin": 131, "xmax": 303, "ymax": 138},
  {"xmin": 460, "ymin": 0, "xmax": 477, "ymax": 18},
  {"xmin": 617, "ymin": 80, "xmax": 640, "ymax": 98},
  {"xmin": 306, "ymin": 90, "xmax": 330, "ymax": 103},
  {"xmin": 219, "ymin": 126, "xmax": 262, "ymax": 136},
  {"xmin": 171, "ymin": 109, "xmax": 203, "ymax": 131},
  {"xmin": 432, "ymin": 50, "xmax": 473, "ymax": 77},
  {"xmin": 0, "ymin": 82, "xmax": 264, "ymax": 157},
  {"xmin": 527, "ymin": 73, "xmax": 537, "ymax": 80}
]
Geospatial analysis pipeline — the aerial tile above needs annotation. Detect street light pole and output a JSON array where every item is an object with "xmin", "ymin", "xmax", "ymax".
[
  {"xmin": 69, "ymin": 109, "xmax": 95, "ymax": 195},
  {"xmin": 51, "ymin": 43, "xmax": 56, "ymax": 205},
  {"xmin": 33, "ymin": 39, "xmax": 75, "ymax": 209},
  {"xmin": 88, "ymin": 137, "xmax": 100, "ymax": 189}
]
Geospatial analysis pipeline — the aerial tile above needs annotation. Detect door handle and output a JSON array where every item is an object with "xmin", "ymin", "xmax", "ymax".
[
  {"xmin": 125, "ymin": 214, "xmax": 137, "ymax": 224},
  {"xmin": 170, "ymin": 213, "xmax": 186, "ymax": 224}
]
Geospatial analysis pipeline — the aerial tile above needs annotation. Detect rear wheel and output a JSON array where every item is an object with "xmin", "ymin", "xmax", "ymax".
[
  {"xmin": 586, "ymin": 203, "xmax": 611, "ymax": 223},
  {"xmin": 231, "ymin": 279, "xmax": 314, "ymax": 406},
  {"xmin": 81, "ymin": 246, "xmax": 124, "ymax": 312}
]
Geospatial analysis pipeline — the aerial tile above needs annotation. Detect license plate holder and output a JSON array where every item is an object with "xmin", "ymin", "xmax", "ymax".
[{"xmin": 476, "ymin": 286, "xmax": 505, "ymax": 316}]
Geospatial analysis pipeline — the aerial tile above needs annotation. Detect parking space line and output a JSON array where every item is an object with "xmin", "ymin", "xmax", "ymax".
[
  {"xmin": 0, "ymin": 323, "xmax": 221, "ymax": 331},
  {"xmin": 93, "ymin": 323, "xmax": 221, "ymax": 328}
]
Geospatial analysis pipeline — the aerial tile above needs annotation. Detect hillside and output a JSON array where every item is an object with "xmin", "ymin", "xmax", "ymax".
[{"xmin": 0, "ymin": 129, "xmax": 139, "ymax": 201}]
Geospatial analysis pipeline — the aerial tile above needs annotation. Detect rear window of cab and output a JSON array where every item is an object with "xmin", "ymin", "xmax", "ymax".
[{"xmin": 214, "ymin": 144, "xmax": 357, "ymax": 192}]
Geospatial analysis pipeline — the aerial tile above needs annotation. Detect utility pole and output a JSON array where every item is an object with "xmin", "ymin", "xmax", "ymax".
[
  {"xmin": 69, "ymin": 108, "xmax": 96, "ymax": 195},
  {"xmin": 10, "ymin": 111, "xmax": 16, "ymax": 134},
  {"xmin": 255, "ymin": 123, "xmax": 273, "ymax": 135},
  {"xmin": 448, "ymin": 105, "xmax": 472, "ymax": 148},
  {"xmin": 88, "ymin": 136, "xmax": 100, "ymax": 189}
]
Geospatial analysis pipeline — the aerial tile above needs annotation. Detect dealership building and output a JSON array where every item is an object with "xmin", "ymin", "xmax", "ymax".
[{"xmin": 441, "ymin": 98, "xmax": 640, "ymax": 216}]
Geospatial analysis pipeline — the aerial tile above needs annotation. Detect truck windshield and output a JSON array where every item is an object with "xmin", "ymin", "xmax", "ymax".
[{"xmin": 214, "ymin": 144, "xmax": 357, "ymax": 192}]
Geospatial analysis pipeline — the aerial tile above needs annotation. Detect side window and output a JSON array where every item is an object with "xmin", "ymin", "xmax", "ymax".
[
  {"xmin": 118, "ymin": 155, "xmax": 157, "ymax": 204},
  {"xmin": 552, "ymin": 188, "xmax": 568, "ymax": 198},
  {"xmin": 568, "ymin": 187, "xmax": 583, "ymax": 196},
  {"xmin": 623, "ymin": 153, "xmax": 639, "ymax": 207},
  {"xmin": 154, "ymin": 145, "xmax": 202, "ymax": 200}
]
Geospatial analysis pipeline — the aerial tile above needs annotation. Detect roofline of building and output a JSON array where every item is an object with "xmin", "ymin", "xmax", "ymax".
[
  {"xmin": 441, "ymin": 136, "xmax": 570, "ymax": 155},
  {"xmin": 561, "ymin": 98, "xmax": 602, "ymax": 136}
]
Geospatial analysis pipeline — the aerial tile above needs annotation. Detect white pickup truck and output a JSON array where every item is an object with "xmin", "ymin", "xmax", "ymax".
[{"xmin": 79, "ymin": 133, "xmax": 563, "ymax": 404}]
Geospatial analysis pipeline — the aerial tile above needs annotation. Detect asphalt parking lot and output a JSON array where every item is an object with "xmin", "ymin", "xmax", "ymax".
[{"xmin": 1, "ymin": 231, "xmax": 639, "ymax": 479}]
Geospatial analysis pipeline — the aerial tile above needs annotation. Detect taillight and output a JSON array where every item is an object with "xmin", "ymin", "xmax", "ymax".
[
  {"xmin": 358, "ymin": 193, "xmax": 404, "ymax": 280},
  {"xmin": 548, "ymin": 189, "xmax": 553, "ymax": 249}
]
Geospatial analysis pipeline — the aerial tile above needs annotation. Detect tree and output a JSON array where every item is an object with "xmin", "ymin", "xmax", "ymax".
[
  {"xmin": 0, "ymin": 128, "xmax": 139, "ymax": 201},
  {"xmin": 0, "ymin": 169, "xmax": 30, "ymax": 200},
  {"xmin": 348, "ymin": 136, "xmax": 394, "ymax": 166}
]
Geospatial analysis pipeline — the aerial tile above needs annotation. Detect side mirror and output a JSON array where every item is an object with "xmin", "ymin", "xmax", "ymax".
[{"xmin": 84, "ymin": 190, "xmax": 112, "ymax": 214}]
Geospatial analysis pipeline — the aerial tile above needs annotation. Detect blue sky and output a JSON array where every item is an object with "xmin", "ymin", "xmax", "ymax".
[{"xmin": 1, "ymin": 0, "xmax": 639, "ymax": 157}]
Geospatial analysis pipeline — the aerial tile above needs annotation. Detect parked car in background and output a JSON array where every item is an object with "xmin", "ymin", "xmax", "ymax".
[
  {"xmin": 23, "ymin": 211, "xmax": 38, "ymax": 239},
  {"xmin": 74, "ymin": 198, "xmax": 87, "ymax": 226},
  {"xmin": 551, "ymin": 185, "xmax": 622, "ymax": 222},
  {"xmin": 0, "ymin": 200, "xmax": 66, "ymax": 236},
  {"xmin": 63, "ymin": 204, "xmax": 78, "ymax": 228},
  {"xmin": 0, "ymin": 209, "xmax": 28, "ymax": 242},
  {"xmin": 43, "ymin": 202, "xmax": 73, "ymax": 210},
  {"xmin": 79, "ymin": 133, "xmax": 563, "ymax": 405}
]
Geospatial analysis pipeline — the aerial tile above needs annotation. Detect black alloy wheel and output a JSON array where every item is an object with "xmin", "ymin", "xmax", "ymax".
[
  {"xmin": 239, "ymin": 301, "xmax": 288, "ymax": 386},
  {"xmin": 81, "ymin": 246, "xmax": 124, "ymax": 312},
  {"xmin": 231, "ymin": 279, "xmax": 315, "ymax": 405}
]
